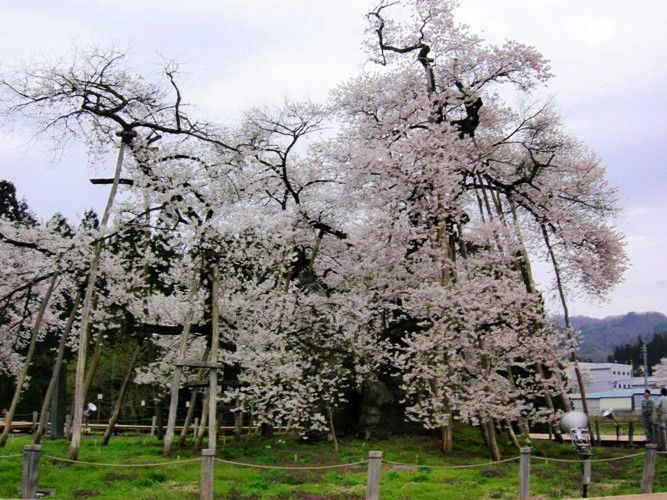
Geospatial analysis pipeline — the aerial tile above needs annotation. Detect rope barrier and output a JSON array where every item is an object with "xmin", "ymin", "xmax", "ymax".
[
  {"xmin": 532, "ymin": 452, "xmax": 645, "ymax": 463},
  {"xmin": 43, "ymin": 456, "xmax": 202, "ymax": 468},
  {"xmin": 213, "ymin": 457, "xmax": 368, "ymax": 470},
  {"xmin": 383, "ymin": 456, "xmax": 520, "ymax": 469},
  {"xmin": 0, "ymin": 454, "xmax": 22, "ymax": 460}
]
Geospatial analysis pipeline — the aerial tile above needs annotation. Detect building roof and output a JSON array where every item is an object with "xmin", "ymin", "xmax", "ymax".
[
  {"xmin": 574, "ymin": 362, "xmax": 632, "ymax": 370},
  {"xmin": 569, "ymin": 388, "xmax": 661, "ymax": 399}
]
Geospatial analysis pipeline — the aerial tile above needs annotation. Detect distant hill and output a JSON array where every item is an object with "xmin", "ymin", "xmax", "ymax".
[{"xmin": 569, "ymin": 312, "xmax": 667, "ymax": 361}]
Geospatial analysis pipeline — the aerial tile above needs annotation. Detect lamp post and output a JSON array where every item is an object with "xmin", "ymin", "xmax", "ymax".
[{"xmin": 560, "ymin": 411, "xmax": 592, "ymax": 498}]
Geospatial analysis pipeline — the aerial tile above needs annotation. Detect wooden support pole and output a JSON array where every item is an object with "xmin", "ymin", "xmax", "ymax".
[
  {"xmin": 64, "ymin": 414, "xmax": 71, "ymax": 437},
  {"xmin": 200, "ymin": 448, "xmax": 215, "ymax": 500},
  {"xmin": 208, "ymin": 266, "xmax": 221, "ymax": 451},
  {"xmin": 164, "ymin": 272, "xmax": 200, "ymax": 455},
  {"xmin": 0, "ymin": 274, "xmax": 58, "ymax": 448},
  {"xmin": 519, "ymin": 447, "xmax": 531, "ymax": 500},
  {"xmin": 103, "ymin": 342, "xmax": 142, "ymax": 445},
  {"xmin": 365, "ymin": 450, "xmax": 382, "ymax": 500},
  {"xmin": 69, "ymin": 136, "xmax": 130, "ymax": 461},
  {"xmin": 641, "ymin": 443, "xmax": 657, "ymax": 493},
  {"xmin": 21, "ymin": 444, "xmax": 40, "ymax": 499},
  {"xmin": 35, "ymin": 291, "xmax": 79, "ymax": 443},
  {"xmin": 506, "ymin": 420, "xmax": 521, "ymax": 450},
  {"xmin": 195, "ymin": 389, "xmax": 209, "ymax": 452},
  {"xmin": 151, "ymin": 416, "xmax": 157, "ymax": 436},
  {"xmin": 193, "ymin": 418, "xmax": 199, "ymax": 438},
  {"xmin": 178, "ymin": 348, "xmax": 210, "ymax": 449}
]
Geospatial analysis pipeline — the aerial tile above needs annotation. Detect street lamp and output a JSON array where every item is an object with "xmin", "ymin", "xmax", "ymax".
[{"xmin": 560, "ymin": 411, "xmax": 592, "ymax": 498}]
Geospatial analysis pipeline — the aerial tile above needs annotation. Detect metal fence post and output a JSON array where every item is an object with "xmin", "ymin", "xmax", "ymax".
[
  {"xmin": 641, "ymin": 443, "xmax": 657, "ymax": 493},
  {"xmin": 200, "ymin": 448, "xmax": 215, "ymax": 500},
  {"xmin": 365, "ymin": 450, "xmax": 382, "ymax": 500},
  {"xmin": 519, "ymin": 446, "xmax": 531, "ymax": 500},
  {"xmin": 21, "ymin": 444, "xmax": 41, "ymax": 499}
]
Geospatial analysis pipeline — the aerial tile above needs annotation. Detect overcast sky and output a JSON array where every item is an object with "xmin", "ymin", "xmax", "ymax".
[{"xmin": 0, "ymin": 0, "xmax": 665, "ymax": 318}]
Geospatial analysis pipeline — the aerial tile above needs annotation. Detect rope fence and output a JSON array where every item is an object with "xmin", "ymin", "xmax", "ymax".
[
  {"xmin": 43, "ymin": 456, "xmax": 203, "ymax": 467},
  {"xmin": 383, "ymin": 456, "xmax": 520, "ymax": 469},
  {"xmin": 213, "ymin": 457, "xmax": 367, "ymax": 470},
  {"xmin": 6, "ymin": 442, "xmax": 667, "ymax": 500},
  {"xmin": 531, "ymin": 452, "xmax": 645, "ymax": 463}
]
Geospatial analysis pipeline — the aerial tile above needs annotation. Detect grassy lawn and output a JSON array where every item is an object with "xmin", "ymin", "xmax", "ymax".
[{"xmin": 0, "ymin": 426, "xmax": 665, "ymax": 499}]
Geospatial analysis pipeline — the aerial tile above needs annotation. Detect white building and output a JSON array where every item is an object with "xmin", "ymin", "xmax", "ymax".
[
  {"xmin": 565, "ymin": 362, "xmax": 634, "ymax": 393},
  {"xmin": 570, "ymin": 388, "xmax": 661, "ymax": 415}
]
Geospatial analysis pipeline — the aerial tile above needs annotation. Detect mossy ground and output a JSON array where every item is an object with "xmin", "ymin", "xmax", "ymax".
[{"xmin": 0, "ymin": 425, "xmax": 664, "ymax": 498}]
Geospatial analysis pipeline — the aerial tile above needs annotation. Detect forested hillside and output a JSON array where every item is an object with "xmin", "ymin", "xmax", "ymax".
[
  {"xmin": 609, "ymin": 330, "xmax": 667, "ymax": 372},
  {"xmin": 572, "ymin": 312, "xmax": 667, "ymax": 361}
]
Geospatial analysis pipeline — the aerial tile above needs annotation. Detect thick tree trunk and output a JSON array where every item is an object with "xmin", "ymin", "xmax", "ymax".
[
  {"xmin": 327, "ymin": 404, "xmax": 339, "ymax": 453},
  {"xmin": 70, "ymin": 137, "xmax": 130, "ymax": 461},
  {"xmin": 35, "ymin": 290, "xmax": 81, "ymax": 444},
  {"xmin": 486, "ymin": 417, "xmax": 502, "ymax": 461},
  {"xmin": 164, "ymin": 272, "xmax": 200, "ymax": 455},
  {"xmin": 0, "ymin": 274, "xmax": 58, "ymax": 447},
  {"xmin": 102, "ymin": 341, "xmax": 142, "ymax": 445}
]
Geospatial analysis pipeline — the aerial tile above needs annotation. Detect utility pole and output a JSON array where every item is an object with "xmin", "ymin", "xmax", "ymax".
[{"xmin": 642, "ymin": 342, "xmax": 649, "ymax": 390}]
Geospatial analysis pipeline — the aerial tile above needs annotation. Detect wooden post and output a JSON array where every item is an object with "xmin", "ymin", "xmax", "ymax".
[
  {"xmin": 660, "ymin": 425, "xmax": 667, "ymax": 452},
  {"xmin": 365, "ymin": 450, "xmax": 382, "ymax": 500},
  {"xmin": 151, "ymin": 416, "xmax": 157, "ymax": 436},
  {"xmin": 193, "ymin": 417, "xmax": 199, "ymax": 437},
  {"xmin": 594, "ymin": 418, "xmax": 601, "ymax": 446},
  {"xmin": 628, "ymin": 421, "xmax": 634, "ymax": 446},
  {"xmin": 21, "ymin": 444, "xmax": 40, "ymax": 499},
  {"xmin": 69, "ymin": 135, "xmax": 132, "ymax": 461},
  {"xmin": 200, "ymin": 448, "xmax": 215, "ymax": 500},
  {"xmin": 519, "ymin": 446, "xmax": 530, "ymax": 500},
  {"xmin": 208, "ymin": 266, "xmax": 221, "ymax": 451},
  {"xmin": 641, "ymin": 443, "xmax": 657, "ymax": 493}
]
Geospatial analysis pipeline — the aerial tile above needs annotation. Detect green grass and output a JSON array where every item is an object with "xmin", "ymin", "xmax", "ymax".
[{"xmin": 0, "ymin": 426, "xmax": 665, "ymax": 499}]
